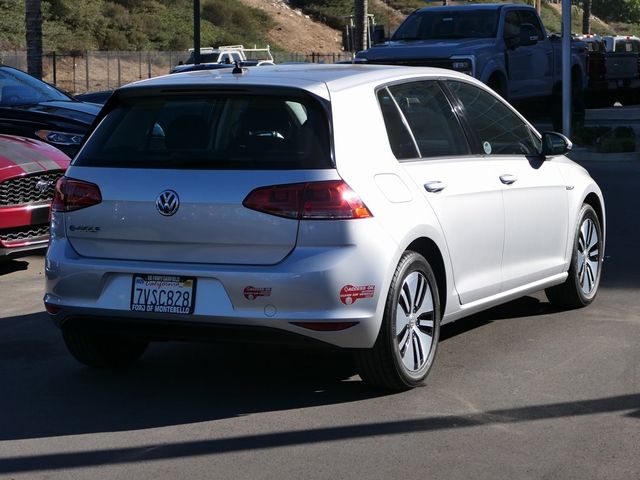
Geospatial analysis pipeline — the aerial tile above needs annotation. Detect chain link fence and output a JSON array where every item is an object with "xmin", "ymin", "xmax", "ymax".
[{"xmin": 0, "ymin": 50, "xmax": 354, "ymax": 95}]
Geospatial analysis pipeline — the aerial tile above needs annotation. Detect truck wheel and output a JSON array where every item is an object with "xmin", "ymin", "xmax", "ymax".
[
  {"xmin": 355, "ymin": 251, "xmax": 441, "ymax": 391},
  {"xmin": 546, "ymin": 204, "xmax": 603, "ymax": 308},
  {"xmin": 62, "ymin": 324, "xmax": 149, "ymax": 368}
]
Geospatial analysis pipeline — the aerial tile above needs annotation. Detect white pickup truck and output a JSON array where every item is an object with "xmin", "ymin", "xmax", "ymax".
[{"xmin": 170, "ymin": 45, "xmax": 274, "ymax": 74}]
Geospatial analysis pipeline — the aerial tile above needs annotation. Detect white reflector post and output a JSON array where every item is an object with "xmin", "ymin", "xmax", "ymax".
[{"xmin": 562, "ymin": 0, "xmax": 571, "ymax": 137}]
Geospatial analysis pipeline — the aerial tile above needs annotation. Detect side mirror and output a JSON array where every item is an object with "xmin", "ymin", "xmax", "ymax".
[
  {"xmin": 541, "ymin": 131, "xmax": 572, "ymax": 156},
  {"xmin": 519, "ymin": 23, "xmax": 539, "ymax": 47}
]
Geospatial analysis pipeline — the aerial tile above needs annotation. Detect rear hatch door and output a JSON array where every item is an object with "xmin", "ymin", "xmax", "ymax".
[{"xmin": 64, "ymin": 87, "xmax": 333, "ymax": 265}]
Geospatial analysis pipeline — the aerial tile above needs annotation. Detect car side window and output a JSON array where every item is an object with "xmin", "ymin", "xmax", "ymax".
[
  {"xmin": 518, "ymin": 10, "xmax": 544, "ymax": 40},
  {"xmin": 377, "ymin": 88, "xmax": 419, "ymax": 160},
  {"xmin": 504, "ymin": 11, "xmax": 520, "ymax": 40},
  {"xmin": 447, "ymin": 80, "xmax": 541, "ymax": 156},
  {"xmin": 384, "ymin": 81, "xmax": 469, "ymax": 159}
]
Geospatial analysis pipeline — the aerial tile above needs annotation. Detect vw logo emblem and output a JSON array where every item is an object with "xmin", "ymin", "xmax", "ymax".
[{"xmin": 156, "ymin": 190, "xmax": 180, "ymax": 216}]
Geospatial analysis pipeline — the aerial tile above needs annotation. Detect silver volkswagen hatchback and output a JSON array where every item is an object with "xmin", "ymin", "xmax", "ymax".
[{"xmin": 45, "ymin": 65, "xmax": 604, "ymax": 390}]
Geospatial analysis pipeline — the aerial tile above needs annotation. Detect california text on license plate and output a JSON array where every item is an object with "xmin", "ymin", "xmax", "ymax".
[{"xmin": 130, "ymin": 274, "xmax": 197, "ymax": 314}]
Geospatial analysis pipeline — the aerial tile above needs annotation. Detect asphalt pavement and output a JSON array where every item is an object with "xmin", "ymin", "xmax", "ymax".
[{"xmin": 0, "ymin": 159, "xmax": 638, "ymax": 480}]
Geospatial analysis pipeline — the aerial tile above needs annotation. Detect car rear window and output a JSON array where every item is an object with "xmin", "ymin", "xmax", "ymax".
[{"xmin": 74, "ymin": 93, "xmax": 332, "ymax": 169}]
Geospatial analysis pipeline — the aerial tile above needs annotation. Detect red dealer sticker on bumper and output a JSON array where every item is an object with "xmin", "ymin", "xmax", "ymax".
[
  {"xmin": 340, "ymin": 285, "xmax": 375, "ymax": 305},
  {"xmin": 243, "ymin": 286, "xmax": 272, "ymax": 300}
]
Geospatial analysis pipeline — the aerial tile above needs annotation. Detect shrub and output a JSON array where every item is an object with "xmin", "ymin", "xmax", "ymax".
[
  {"xmin": 596, "ymin": 126, "xmax": 637, "ymax": 153},
  {"xmin": 573, "ymin": 126, "xmax": 611, "ymax": 146}
]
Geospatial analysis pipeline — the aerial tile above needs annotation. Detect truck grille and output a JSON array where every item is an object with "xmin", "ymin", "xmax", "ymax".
[
  {"xmin": 0, "ymin": 224, "xmax": 50, "ymax": 243},
  {"xmin": 0, "ymin": 171, "xmax": 64, "ymax": 206}
]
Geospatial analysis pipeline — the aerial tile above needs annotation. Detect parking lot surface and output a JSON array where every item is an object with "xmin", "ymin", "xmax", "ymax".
[{"xmin": 0, "ymin": 159, "xmax": 638, "ymax": 479}]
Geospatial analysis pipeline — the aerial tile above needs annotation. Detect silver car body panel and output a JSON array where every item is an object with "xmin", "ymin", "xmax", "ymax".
[{"xmin": 45, "ymin": 65, "xmax": 605, "ymax": 349}]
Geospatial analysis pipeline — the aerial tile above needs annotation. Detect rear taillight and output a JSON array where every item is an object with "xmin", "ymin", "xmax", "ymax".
[
  {"xmin": 51, "ymin": 177, "xmax": 102, "ymax": 212},
  {"xmin": 243, "ymin": 180, "xmax": 372, "ymax": 220}
]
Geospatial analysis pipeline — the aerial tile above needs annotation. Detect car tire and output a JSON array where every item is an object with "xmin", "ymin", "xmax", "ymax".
[
  {"xmin": 62, "ymin": 325, "xmax": 149, "ymax": 368},
  {"xmin": 355, "ymin": 251, "xmax": 441, "ymax": 391},
  {"xmin": 546, "ymin": 204, "xmax": 603, "ymax": 308}
]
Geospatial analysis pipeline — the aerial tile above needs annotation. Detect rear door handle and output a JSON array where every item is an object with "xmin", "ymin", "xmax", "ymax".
[
  {"xmin": 424, "ymin": 181, "xmax": 447, "ymax": 193},
  {"xmin": 500, "ymin": 174, "xmax": 518, "ymax": 185}
]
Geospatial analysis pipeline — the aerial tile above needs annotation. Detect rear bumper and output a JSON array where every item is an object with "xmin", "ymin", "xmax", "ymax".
[
  {"xmin": 44, "ymin": 231, "xmax": 397, "ymax": 349},
  {"xmin": 0, "ymin": 240, "xmax": 47, "ymax": 259},
  {"xmin": 56, "ymin": 315, "xmax": 340, "ymax": 349}
]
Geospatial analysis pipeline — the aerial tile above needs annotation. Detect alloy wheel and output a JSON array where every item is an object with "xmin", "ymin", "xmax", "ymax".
[
  {"xmin": 395, "ymin": 271, "xmax": 435, "ymax": 372},
  {"xmin": 577, "ymin": 217, "xmax": 600, "ymax": 295}
]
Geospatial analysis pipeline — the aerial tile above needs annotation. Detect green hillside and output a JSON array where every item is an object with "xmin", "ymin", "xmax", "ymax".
[
  {"xmin": 1, "ymin": 0, "xmax": 275, "ymax": 51},
  {"xmin": 2, "ymin": 0, "xmax": 639, "ymax": 53}
]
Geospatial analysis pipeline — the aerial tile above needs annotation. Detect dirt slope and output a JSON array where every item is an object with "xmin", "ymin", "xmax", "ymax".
[
  {"xmin": 239, "ymin": 0, "xmax": 343, "ymax": 53},
  {"xmin": 237, "ymin": 0, "xmax": 407, "ymax": 53}
]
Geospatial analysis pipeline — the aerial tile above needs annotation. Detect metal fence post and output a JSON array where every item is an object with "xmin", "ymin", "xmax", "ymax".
[
  {"xmin": 117, "ymin": 54, "xmax": 121, "ymax": 87},
  {"xmin": 72, "ymin": 56, "xmax": 76, "ymax": 93},
  {"xmin": 85, "ymin": 51, "xmax": 89, "ymax": 92},
  {"xmin": 52, "ymin": 51, "xmax": 57, "ymax": 86},
  {"xmin": 107, "ymin": 51, "xmax": 110, "ymax": 89},
  {"xmin": 147, "ymin": 52, "xmax": 151, "ymax": 78},
  {"xmin": 139, "ymin": 51, "xmax": 142, "ymax": 79}
]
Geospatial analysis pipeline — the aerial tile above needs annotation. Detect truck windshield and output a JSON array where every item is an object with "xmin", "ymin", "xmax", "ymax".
[{"xmin": 392, "ymin": 10, "xmax": 499, "ymax": 41}]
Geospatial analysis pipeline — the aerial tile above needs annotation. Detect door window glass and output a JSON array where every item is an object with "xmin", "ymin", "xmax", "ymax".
[
  {"xmin": 377, "ymin": 88, "xmax": 419, "ymax": 160},
  {"xmin": 518, "ymin": 10, "xmax": 544, "ymax": 40},
  {"xmin": 384, "ymin": 81, "xmax": 469, "ymax": 158},
  {"xmin": 504, "ymin": 11, "xmax": 520, "ymax": 40},
  {"xmin": 447, "ymin": 80, "xmax": 541, "ymax": 155}
]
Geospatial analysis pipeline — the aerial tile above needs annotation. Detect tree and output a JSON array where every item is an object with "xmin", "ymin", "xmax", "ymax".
[
  {"xmin": 25, "ymin": 0, "xmax": 43, "ymax": 79},
  {"xmin": 592, "ymin": 0, "xmax": 640, "ymax": 23},
  {"xmin": 583, "ymin": 0, "xmax": 592, "ymax": 34},
  {"xmin": 354, "ymin": 0, "xmax": 368, "ymax": 52}
]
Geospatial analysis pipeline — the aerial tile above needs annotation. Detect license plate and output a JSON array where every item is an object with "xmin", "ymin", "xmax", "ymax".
[{"xmin": 130, "ymin": 274, "xmax": 197, "ymax": 314}]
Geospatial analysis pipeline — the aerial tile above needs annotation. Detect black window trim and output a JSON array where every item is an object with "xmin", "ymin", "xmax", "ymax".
[
  {"xmin": 383, "ymin": 85, "xmax": 421, "ymax": 159},
  {"xmin": 438, "ymin": 79, "xmax": 483, "ymax": 155}
]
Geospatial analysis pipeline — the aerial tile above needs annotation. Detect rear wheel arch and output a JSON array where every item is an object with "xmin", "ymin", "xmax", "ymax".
[{"xmin": 405, "ymin": 237, "xmax": 448, "ymax": 316}]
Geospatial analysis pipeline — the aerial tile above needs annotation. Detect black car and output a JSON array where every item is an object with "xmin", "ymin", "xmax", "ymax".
[
  {"xmin": 0, "ymin": 65, "xmax": 100, "ymax": 158},
  {"xmin": 74, "ymin": 90, "xmax": 113, "ymax": 105}
]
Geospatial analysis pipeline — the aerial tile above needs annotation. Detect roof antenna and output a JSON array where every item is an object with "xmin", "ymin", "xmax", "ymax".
[{"xmin": 232, "ymin": 60, "xmax": 244, "ymax": 74}]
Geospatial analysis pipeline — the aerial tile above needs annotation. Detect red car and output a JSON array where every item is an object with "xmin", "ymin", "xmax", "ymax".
[{"xmin": 0, "ymin": 134, "xmax": 69, "ymax": 259}]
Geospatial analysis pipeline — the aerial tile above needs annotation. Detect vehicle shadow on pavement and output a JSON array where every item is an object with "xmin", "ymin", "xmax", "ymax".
[
  {"xmin": 441, "ymin": 294, "xmax": 558, "ymax": 341},
  {"xmin": 0, "ymin": 258, "xmax": 29, "ymax": 276},
  {"xmin": 0, "ymin": 311, "xmax": 378, "ymax": 442},
  {"xmin": 1, "ymin": 390, "xmax": 637, "ymax": 475},
  {"xmin": 0, "ymin": 293, "xmax": 567, "ymax": 443}
]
